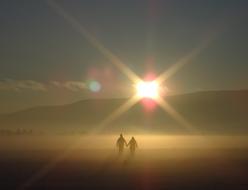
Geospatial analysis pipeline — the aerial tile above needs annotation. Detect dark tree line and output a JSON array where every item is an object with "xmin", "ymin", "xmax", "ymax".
[{"xmin": 0, "ymin": 128, "xmax": 33, "ymax": 136}]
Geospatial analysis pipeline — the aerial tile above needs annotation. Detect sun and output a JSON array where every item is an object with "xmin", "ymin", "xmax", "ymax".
[{"xmin": 135, "ymin": 80, "xmax": 160, "ymax": 99}]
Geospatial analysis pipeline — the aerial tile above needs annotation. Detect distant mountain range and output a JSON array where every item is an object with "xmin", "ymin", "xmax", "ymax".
[{"xmin": 0, "ymin": 90, "xmax": 248, "ymax": 134}]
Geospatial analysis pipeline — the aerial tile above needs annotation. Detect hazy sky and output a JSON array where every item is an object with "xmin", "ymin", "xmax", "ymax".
[{"xmin": 0, "ymin": 0, "xmax": 248, "ymax": 113}]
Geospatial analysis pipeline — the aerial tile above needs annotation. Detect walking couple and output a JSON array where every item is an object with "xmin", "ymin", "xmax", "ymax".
[{"xmin": 116, "ymin": 134, "xmax": 138, "ymax": 155}]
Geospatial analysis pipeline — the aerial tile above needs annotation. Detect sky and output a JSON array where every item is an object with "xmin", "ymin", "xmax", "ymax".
[{"xmin": 0, "ymin": 0, "xmax": 248, "ymax": 113}]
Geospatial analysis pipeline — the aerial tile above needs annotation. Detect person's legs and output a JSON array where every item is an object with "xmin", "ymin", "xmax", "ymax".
[
  {"xmin": 119, "ymin": 145, "xmax": 124, "ymax": 154},
  {"xmin": 130, "ymin": 146, "xmax": 135, "ymax": 156}
]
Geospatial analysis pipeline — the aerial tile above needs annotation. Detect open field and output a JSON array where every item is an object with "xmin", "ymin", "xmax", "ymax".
[{"xmin": 0, "ymin": 135, "xmax": 248, "ymax": 190}]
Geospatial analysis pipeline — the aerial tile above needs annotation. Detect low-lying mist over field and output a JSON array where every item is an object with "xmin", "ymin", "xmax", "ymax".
[{"xmin": 1, "ymin": 135, "xmax": 248, "ymax": 151}]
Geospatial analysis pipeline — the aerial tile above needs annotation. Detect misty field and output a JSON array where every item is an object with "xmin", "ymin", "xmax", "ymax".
[{"xmin": 0, "ymin": 135, "xmax": 248, "ymax": 190}]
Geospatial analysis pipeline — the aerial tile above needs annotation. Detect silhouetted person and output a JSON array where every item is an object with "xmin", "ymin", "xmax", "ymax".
[
  {"xmin": 127, "ymin": 137, "xmax": 138, "ymax": 156},
  {"xmin": 116, "ymin": 134, "xmax": 127, "ymax": 154}
]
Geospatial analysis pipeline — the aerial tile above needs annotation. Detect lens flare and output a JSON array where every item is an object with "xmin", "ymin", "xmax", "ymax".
[
  {"xmin": 88, "ymin": 80, "xmax": 101, "ymax": 92},
  {"xmin": 136, "ymin": 80, "xmax": 159, "ymax": 99}
]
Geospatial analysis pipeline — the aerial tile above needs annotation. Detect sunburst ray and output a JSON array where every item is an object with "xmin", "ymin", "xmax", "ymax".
[
  {"xmin": 91, "ymin": 95, "xmax": 140, "ymax": 133},
  {"xmin": 47, "ymin": 0, "xmax": 141, "ymax": 84},
  {"xmin": 156, "ymin": 96, "xmax": 198, "ymax": 133},
  {"xmin": 156, "ymin": 37, "xmax": 214, "ymax": 85}
]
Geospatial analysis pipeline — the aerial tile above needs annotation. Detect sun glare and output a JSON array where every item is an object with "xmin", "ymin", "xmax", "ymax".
[{"xmin": 136, "ymin": 81, "xmax": 159, "ymax": 99}]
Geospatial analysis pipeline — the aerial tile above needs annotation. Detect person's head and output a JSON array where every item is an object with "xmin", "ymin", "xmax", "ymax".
[
  {"xmin": 132, "ymin": 137, "xmax": 134, "ymax": 140},
  {"xmin": 120, "ymin": 134, "xmax": 123, "ymax": 137}
]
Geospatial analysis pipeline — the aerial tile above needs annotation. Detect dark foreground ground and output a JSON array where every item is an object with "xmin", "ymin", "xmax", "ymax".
[{"xmin": 0, "ymin": 149, "xmax": 248, "ymax": 190}]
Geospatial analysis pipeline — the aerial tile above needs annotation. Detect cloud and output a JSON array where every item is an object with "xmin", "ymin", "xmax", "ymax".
[
  {"xmin": 0, "ymin": 79, "xmax": 87, "ymax": 92},
  {"xmin": 0, "ymin": 79, "xmax": 47, "ymax": 92},
  {"xmin": 51, "ymin": 81, "xmax": 86, "ymax": 91}
]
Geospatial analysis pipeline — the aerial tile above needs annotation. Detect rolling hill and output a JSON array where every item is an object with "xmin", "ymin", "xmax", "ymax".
[{"xmin": 0, "ymin": 90, "xmax": 247, "ymax": 134}]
